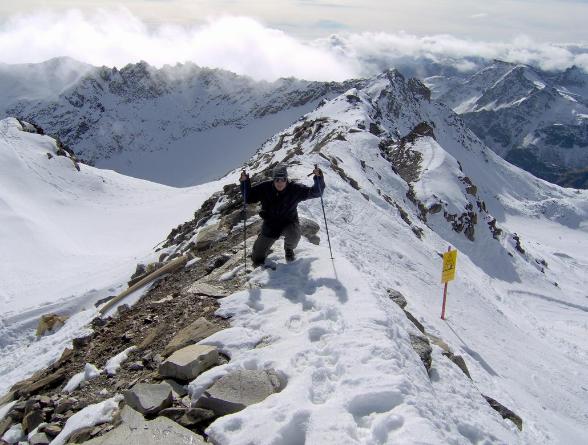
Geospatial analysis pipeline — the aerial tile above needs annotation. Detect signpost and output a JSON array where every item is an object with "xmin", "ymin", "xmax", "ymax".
[{"xmin": 440, "ymin": 246, "xmax": 458, "ymax": 320}]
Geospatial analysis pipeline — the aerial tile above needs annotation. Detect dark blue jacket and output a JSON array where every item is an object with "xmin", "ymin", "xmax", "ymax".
[{"xmin": 241, "ymin": 176, "xmax": 325, "ymax": 238}]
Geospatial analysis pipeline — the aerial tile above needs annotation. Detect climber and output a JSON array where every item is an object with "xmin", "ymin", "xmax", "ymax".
[{"xmin": 239, "ymin": 163, "xmax": 325, "ymax": 265}]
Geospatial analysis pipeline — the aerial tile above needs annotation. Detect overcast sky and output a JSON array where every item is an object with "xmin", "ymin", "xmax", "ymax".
[
  {"xmin": 1, "ymin": 1, "xmax": 587, "ymax": 80},
  {"xmin": 3, "ymin": 0, "xmax": 588, "ymax": 41}
]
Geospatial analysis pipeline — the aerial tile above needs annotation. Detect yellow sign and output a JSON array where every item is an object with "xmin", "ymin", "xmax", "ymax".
[{"xmin": 441, "ymin": 249, "xmax": 458, "ymax": 283}]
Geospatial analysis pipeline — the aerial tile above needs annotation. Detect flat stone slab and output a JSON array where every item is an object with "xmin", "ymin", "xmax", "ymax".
[
  {"xmin": 185, "ymin": 282, "xmax": 229, "ymax": 298},
  {"xmin": 159, "ymin": 345, "xmax": 218, "ymax": 381},
  {"xmin": 83, "ymin": 406, "xmax": 206, "ymax": 445},
  {"xmin": 195, "ymin": 369, "xmax": 283, "ymax": 416},
  {"xmin": 123, "ymin": 383, "xmax": 172, "ymax": 416},
  {"xmin": 164, "ymin": 317, "xmax": 222, "ymax": 356}
]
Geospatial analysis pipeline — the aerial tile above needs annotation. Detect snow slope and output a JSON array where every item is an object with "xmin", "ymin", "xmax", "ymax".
[
  {"xmin": 0, "ymin": 117, "xmax": 220, "ymax": 391},
  {"xmin": 175, "ymin": 70, "xmax": 588, "ymax": 443}
]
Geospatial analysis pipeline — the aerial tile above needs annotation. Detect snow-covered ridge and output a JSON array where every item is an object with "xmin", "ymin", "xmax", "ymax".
[
  {"xmin": 0, "ymin": 59, "xmax": 365, "ymax": 186},
  {"xmin": 156, "ymin": 69, "xmax": 587, "ymax": 443}
]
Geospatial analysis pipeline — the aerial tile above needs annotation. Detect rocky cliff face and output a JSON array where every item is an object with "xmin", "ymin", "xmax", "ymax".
[{"xmin": 434, "ymin": 61, "xmax": 588, "ymax": 188}]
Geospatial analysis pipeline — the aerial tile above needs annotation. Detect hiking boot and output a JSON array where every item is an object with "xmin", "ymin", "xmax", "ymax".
[
  {"xmin": 285, "ymin": 248, "xmax": 295, "ymax": 262},
  {"xmin": 252, "ymin": 258, "xmax": 265, "ymax": 268}
]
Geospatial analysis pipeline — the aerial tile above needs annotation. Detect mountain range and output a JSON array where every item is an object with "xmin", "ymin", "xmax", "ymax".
[
  {"xmin": 0, "ymin": 57, "xmax": 363, "ymax": 186},
  {"xmin": 2, "ymin": 57, "xmax": 587, "ymax": 189},
  {"xmin": 428, "ymin": 60, "xmax": 588, "ymax": 188}
]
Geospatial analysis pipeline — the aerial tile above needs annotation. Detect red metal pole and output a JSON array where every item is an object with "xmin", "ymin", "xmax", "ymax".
[
  {"xmin": 441, "ymin": 282, "xmax": 448, "ymax": 320},
  {"xmin": 441, "ymin": 245, "xmax": 451, "ymax": 320}
]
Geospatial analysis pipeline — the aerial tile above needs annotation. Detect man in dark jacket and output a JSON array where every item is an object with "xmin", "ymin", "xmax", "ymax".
[{"xmin": 240, "ymin": 163, "xmax": 325, "ymax": 265}]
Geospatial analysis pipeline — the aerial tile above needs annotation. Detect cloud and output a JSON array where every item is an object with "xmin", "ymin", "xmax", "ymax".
[
  {"xmin": 0, "ymin": 8, "xmax": 357, "ymax": 81},
  {"xmin": 0, "ymin": 8, "xmax": 587, "ymax": 82},
  {"xmin": 470, "ymin": 13, "xmax": 489, "ymax": 19}
]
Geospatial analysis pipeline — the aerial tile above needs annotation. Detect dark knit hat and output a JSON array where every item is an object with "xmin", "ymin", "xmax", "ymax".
[{"xmin": 272, "ymin": 164, "xmax": 288, "ymax": 179}]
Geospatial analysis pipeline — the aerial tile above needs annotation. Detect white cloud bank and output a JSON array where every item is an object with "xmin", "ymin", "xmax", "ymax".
[{"xmin": 1, "ymin": 8, "xmax": 587, "ymax": 81}]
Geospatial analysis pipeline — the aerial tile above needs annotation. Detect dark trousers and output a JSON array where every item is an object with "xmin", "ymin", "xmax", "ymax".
[{"xmin": 251, "ymin": 222, "xmax": 301, "ymax": 264}]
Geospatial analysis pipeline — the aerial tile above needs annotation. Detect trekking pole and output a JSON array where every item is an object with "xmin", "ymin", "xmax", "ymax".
[
  {"xmin": 242, "ymin": 173, "xmax": 248, "ymax": 273},
  {"xmin": 314, "ymin": 164, "xmax": 334, "ymax": 259}
]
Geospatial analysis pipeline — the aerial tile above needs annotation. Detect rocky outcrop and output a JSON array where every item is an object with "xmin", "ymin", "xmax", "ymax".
[
  {"xmin": 35, "ymin": 314, "xmax": 68, "ymax": 337},
  {"xmin": 409, "ymin": 334, "xmax": 433, "ymax": 371},
  {"xmin": 195, "ymin": 369, "xmax": 284, "ymax": 416},
  {"xmin": 483, "ymin": 395, "xmax": 523, "ymax": 431}
]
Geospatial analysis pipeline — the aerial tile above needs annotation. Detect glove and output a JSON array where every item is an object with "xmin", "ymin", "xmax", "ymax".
[{"xmin": 239, "ymin": 171, "xmax": 249, "ymax": 182}]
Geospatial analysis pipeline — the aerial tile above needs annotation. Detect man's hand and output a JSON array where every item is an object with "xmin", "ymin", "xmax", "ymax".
[
  {"xmin": 240, "ymin": 171, "xmax": 249, "ymax": 182},
  {"xmin": 313, "ymin": 165, "xmax": 323, "ymax": 177}
]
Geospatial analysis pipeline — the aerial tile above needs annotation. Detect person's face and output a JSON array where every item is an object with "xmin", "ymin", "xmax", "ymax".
[{"xmin": 274, "ymin": 177, "xmax": 287, "ymax": 191}]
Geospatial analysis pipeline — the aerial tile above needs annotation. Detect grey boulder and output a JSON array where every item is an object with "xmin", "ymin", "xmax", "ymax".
[
  {"xmin": 123, "ymin": 383, "xmax": 173, "ymax": 416},
  {"xmin": 159, "ymin": 345, "xmax": 219, "ymax": 381},
  {"xmin": 196, "ymin": 369, "xmax": 284, "ymax": 416},
  {"xmin": 83, "ymin": 406, "xmax": 206, "ymax": 445}
]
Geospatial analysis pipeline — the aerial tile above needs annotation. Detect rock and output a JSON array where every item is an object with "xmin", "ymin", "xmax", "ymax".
[
  {"xmin": 29, "ymin": 432, "xmax": 50, "ymax": 445},
  {"xmin": 17, "ymin": 369, "xmax": 66, "ymax": 397},
  {"xmin": 54, "ymin": 348, "xmax": 74, "ymax": 368},
  {"xmin": 128, "ymin": 361, "xmax": 144, "ymax": 371},
  {"xmin": 0, "ymin": 416, "xmax": 13, "ymax": 437},
  {"xmin": 445, "ymin": 354, "xmax": 471, "ymax": 379},
  {"xmin": 205, "ymin": 254, "xmax": 231, "ymax": 273},
  {"xmin": 404, "ymin": 309, "xmax": 425, "ymax": 334},
  {"xmin": 177, "ymin": 408, "xmax": 215, "ymax": 428},
  {"xmin": 163, "ymin": 318, "xmax": 222, "ymax": 356},
  {"xmin": 426, "ymin": 334, "xmax": 451, "ymax": 353},
  {"xmin": 195, "ymin": 223, "xmax": 226, "ymax": 251},
  {"xmin": 387, "ymin": 289, "xmax": 407, "ymax": 308},
  {"xmin": 163, "ymin": 379, "xmax": 188, "ymax": 398},
  {"xmin": 117, "ymin": 304, "xmax": 131, "ymax": 316},
  {"xmin": 0, "ymin": 390, "xmax": 16, "ymax": 406},
  {"xmin": 159, "ymin": 345, "xmax": 219, "ymax": 381},
  {"xmin": 54, "ymin": 398, "xmax": 77, "ymax": 415},
  {"xmin": 299, "ymin": 218, "xmax": 320, "ymax": 245},
  {"xmin": 158, "ymin": 407, "xmax": 215, "ymax": 428},
  {"xmin": 23, "ymin": 408, "xmax": 43, "ymax": 433},
  {"xmin": 38, "ymin": 396, "xmax": 52, "ymax": 407},
  {"xmin": 67, "ymin": 426, "xmax": 95, "ymax": 443},
  {"xmin": 185, "ymin": 283, "xmax": 228, "ymax": 299},
  {"xmin": 195, "ymin": 369, "xmax": 284, "ymax": 416},
  {"xmin": 40, "ymin": 423, "xmax": 62, "ymax": 437},
  {"xmin": 82, "ymin": 406, "xmax": 207, "ymax": 445},
  {"xmin": 35, "ymin": 313, "xmax": 68, "ymax": 337},
  {"xmin": 123, "ymin": 383, "xmax": 173, "ymax": 416},
  {"xmin": 2, "ymin": 423, "xmax": 24, "ymax": 443},
  {"xmin": 409, "ymin": 334, "xmax": 432, "ymax": 371},
  {"xmin": 483, "ymin": 395, "xmax": 523, "ymax": 431},
  {"xmin": 94, "ymin": 295, "xmax": 116, "ymax": 308},
  {"xmin": 72, "ymin": 335, "xmax": 93, "ymax": 349},
  {"xmin": 428, "ymin": 203, "xmax": 443, "ymax": 214}
]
